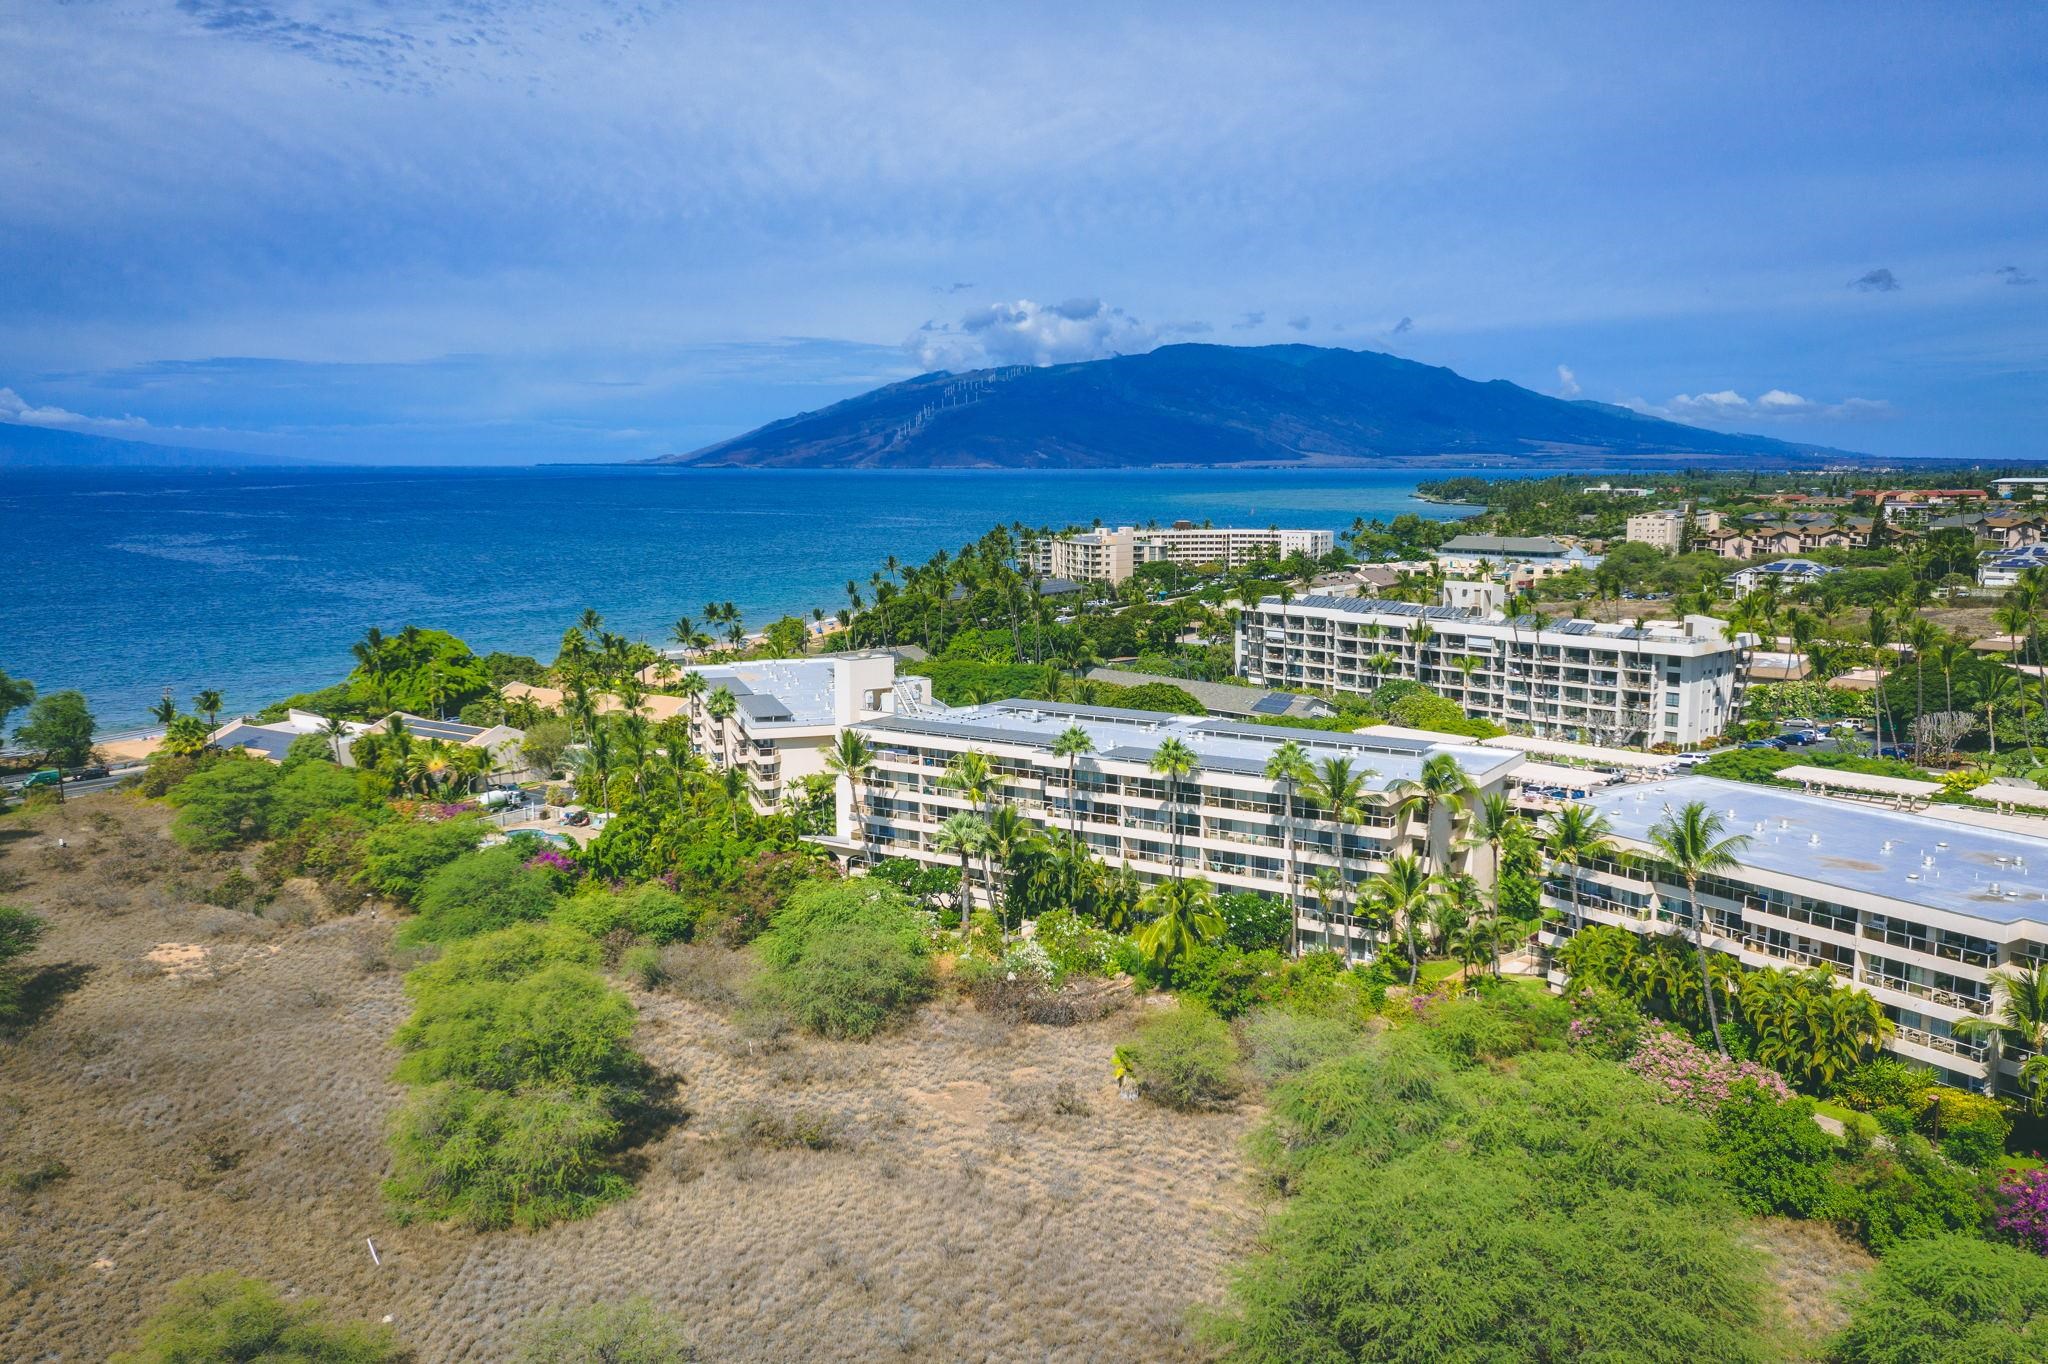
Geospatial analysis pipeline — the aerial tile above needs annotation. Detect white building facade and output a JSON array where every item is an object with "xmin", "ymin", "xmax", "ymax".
[
  {"xmin": 1539, "ymin": 776, "xmax": 2048, "ymax": 1096},
  {"xmin": 1625, "ymin": 508, "xmax": 1724, "ymax": 552},
  {"xmin": 1236, "ymin": 595, "xmax": 1752, "ymax": 749},
  {"xmin": 1023, "ymin": 523, "xmax": 1334, "ymax": 583},
  {"xmin": 832, "ymin": 699, "xmax": 1518, "ymax": 957}
]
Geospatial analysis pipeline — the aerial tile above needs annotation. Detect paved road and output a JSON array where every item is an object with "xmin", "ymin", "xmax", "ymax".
[{"xmin": 3, "ymin": 766, "xmax": 147, "ymax": 800}]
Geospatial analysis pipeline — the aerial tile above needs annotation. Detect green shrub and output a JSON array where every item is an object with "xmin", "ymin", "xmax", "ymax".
[
  {"xmin": 1713, "ymin": 1084, "xmax": 1840, "ymax": 1218},
  {"xmin": 399, "ymin": 846, "xmax": 559, "ymax": 944},
  {"xmin": 754, "ymin": 878, "xmax": 923, "ymax": 971},
  {"xmin": 167, "ymin": 758, "xmax": 281, "ymax": 849},
  {"xmin": 1217, "ymin": 891, "xmax": 1290, "ymax": 953},
  {"xmin": 516, "ymin": 1298, "xmax": 695, "ymax": 1363},
  {"xmin": 1122, "ymin": 1004, "xmax": 1242, "ymax": 1111},
  {"xmin": 1423, "ymin": 986, "xmax": 1571, "ymax": 1065},
  {"xmin": 1926, "ymin": 1089, "xmax": 2012, "ymax": 1168},
  {"xmin": 1175, "ymin": 944, "xmax": 1282, "ymax": 1018},
  {"xmin": 1241, "ymin": 1008, "xmax": 1364, "ymax": 1084},
  {"xmin": 553, "ymin": 883, "xmax": 698, "ymax": 945},
  {"xmin": 385, "ymin": 1080, "xmax": 630, "ymax": 1230},
  {"xmin": 394, "ymin": 964, "xmax": 638, "ymax": 1090},
  {"xmin": 1564, "ymin": 985, "xmax": 1644, "ymax": 1059},
  {"xmin": 110, "ymin": 1273, "xmax": 406, "ymax": 1363},
  {"xmin": 358, "ymin": 816, "xmax": 485, "ymax": 905},
  {"xmin": 766, "ymin": 921, "xmax": 933, "ymax": 1039},
  {"xmin": 271, "ymin": 758, "xmax": 369, "ymax": 832},
  {"xmin": 404, "ymin": 923, "xmax": 601, "ymax": 997},
  {"xmin": 621, "ymin": 945, "xmax": 665, "ymax": 991},
  {"xmin": 1835, "ymin": 1057, "xmax": 1936, "ymax": 1115},
  {"xmin": 1843, "ymin": 1135, "xmax": 1991, "ymax": 1252},
  {"xmin": 1827, "ymin": 1233, "xmax": 2048, "ymax": 1363},
  {"xmin": 1213, "ymin": 1028, "xmax": 1772, "ymax": 1364}
]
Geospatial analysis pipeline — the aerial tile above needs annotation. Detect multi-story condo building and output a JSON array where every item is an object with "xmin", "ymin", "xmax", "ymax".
[
  {"xmin": 1433, "ymin": 534, "xmax": 1600, "ymax": 583},
  {"xmin": 829, "ymin": 699, "xmax": 1520, "ymax": 957},
  {"xmin": 680, "ymin": 653, "xmax": 931, "ymax": 813},
  {"xmin": 1538, "ymin": 775, "xmax": 2048, "ymax": 1096},
  {"xmin": 1236, "ymin": 595, "xmax": 1751, "ymax": 749},
  {"xmin": 1022, "ymin": 522, "xmax": 1334, "ymax": 584},
  {"xmin": 1624, "ymin": 508, "xmax": 1723, "ymax": 552}
]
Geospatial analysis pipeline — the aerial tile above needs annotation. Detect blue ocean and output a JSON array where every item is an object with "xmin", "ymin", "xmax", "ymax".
[{"xmin": 3, "ymin": 466, "xmax": 1480, "ymax": 727}]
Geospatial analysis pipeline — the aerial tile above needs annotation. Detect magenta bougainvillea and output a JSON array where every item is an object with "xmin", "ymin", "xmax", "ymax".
[
  {"xmin": 523, "ymin": 848, "xmax": 578, "ymax": 876},
  {"xmin": 1997, "ymin": 1169, "xmax": 2048, "ymax": 1255},
  {"xmin": 1623, "ymin": 1025, "xmax": 1791, "ymax": 1114}
]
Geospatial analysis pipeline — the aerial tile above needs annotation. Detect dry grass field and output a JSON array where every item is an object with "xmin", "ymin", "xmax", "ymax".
[{"xmin": 1, "ymin": 793, "xmax": 1259, "ymax": 1363}]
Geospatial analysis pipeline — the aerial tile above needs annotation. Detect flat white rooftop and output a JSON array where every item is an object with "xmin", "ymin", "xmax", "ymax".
[
  {"xmin": 861, "ymin": 699, "xmax": 1522, "ymax": 790},
  {"xmin": 1585, "ymin": 776, "xmax": 2048, "ymax": 926},
  {"xmin": 688, "ymin": 658, "xmax": 843, "ymax": 727}
]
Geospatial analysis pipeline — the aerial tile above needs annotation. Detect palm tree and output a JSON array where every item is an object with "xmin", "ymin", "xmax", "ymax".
[
  {"xmin": 705, "ymin": 686, "xmax": 737, "ymax": 769},
  {"xmin": 934, "ymin": 812, "xmax": 990, "ymax": 939},
  {"xmin": 1461, "ymin": 791, "xmax": 1521, "ymax": 977},
  {"xmin": 1983, "ymin": 665, "xmax": 2017, "ymax": 759},
  {"xmin": 149, "ymin": 690, "xmax": 178, "ymax": 726},
  {"xmin": 1135, "ymin": 876, "xmax": 1224, "ymax": 971},
  {"xmin": 824, "ymin": 730, "xmax": 877, "ymax": 858},
  {"xmin": 718, "ymin": 765, "xmax": 750, "ymax": 834},
  {"xmin": 1368, "ymin": 854, "xmax": 1437, "ymax": 988},
  {"xmin": 1306, "ymin": 868, "xmax": 1343, "ymax": 953},
  {"xmin": 1389, "ymin": 752, "xmax": 1474, "ymax": 874},
  {"xmin": 1646, "ymin": 800, "xmax": 1753, "ymax": 1055},
  {"xmin": 1263, "ymin": 740, "xmax": 1313, "ymax": 956},
  {"xmin": 1953, "ymin": 964, "xmax": 2048, "ymax": 1108},
  {"xmin": 1866, "ymin": 607, "xmax": 1895, "ymax": 751},
  {"xmin": 192, "ymin": 689, "xmax": 225, "ymax": 729},
  {"xmin": 319, "ymin": 714, "xmax": 352, "ymax": 764},
  {"xmin": 1052, "ymin": 724, "xmax": 1095, "ymax": 843},
  {"xmin": 669, "ymin": 615, "xmax": 698, "ymax": 653},
  {"xmin": 982, "ymin": 804, "xmax": 1041, "ymax": 935},
  {"xmin": 1542, "ymin": 803, "xmax": 1615, "ymax": 936},
  {"xmin": 1303, "ymin": 756, "xmax": 1372, "ymax": 954},
  {"xmin": 1148, "ymin": 737, "xmax": 1198, "ymax": 881}
]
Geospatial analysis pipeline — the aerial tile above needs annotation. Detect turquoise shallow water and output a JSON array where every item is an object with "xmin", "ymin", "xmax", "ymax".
[{"xmin": 3, "ymin": 465, "xmax": 1482, "ymax": 727}]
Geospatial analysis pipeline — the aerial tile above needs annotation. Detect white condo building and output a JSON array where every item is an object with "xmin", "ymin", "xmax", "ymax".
[
  {"xmin": 1022, "ymin": 522, "xmax": 1334, "ymax": 584},
  {"xmin": 681, "ymin": 653, "xmax": 933, "ymax": 813},
  {"xmin": 827, "ymin": 699, "xmax": 1519, "ymax": 957},
  {"xmin": 1236, "ymin": 595, "xmax": 1752, "ymax": 749},
  {"xmin": 1540, "ymin": 776, "xmax": 2048, "ymax": 1097}
]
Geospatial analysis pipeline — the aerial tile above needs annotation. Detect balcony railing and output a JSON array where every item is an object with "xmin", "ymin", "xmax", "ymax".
[
  {"xmin": 1891, "ymin": 1023, "xmax": 1987, "ymax": 1062},
  {"xmin": 1864, "ymin": 973, "xmax": 1993, "ymax": 1015}
]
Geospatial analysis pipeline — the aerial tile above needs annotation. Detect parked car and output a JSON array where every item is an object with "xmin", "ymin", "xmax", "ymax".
[
  {"xmin": 1674, "ymin": 752, "xmax": 1708, "ymax": 767},
  {"xmin": 1740, "ymin": 739, "xmax": 1779, "ymax": 750},
  {"xmin": 64, "ymin": 764, "xmax": 110, "ymax": 781},
  {"xmin": 1877, "ymin": 744, "xmax": 1917, "ymax": 761}
]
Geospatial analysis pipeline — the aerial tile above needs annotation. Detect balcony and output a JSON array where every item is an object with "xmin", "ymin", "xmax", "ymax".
[
  {"xmin": 1891, "ymin": 1023, "xmax": 1987, "ymax": 1063},
  {"xmin": 1864, "ymin": 973, "xmax": 1992, "ymax": 1016}
]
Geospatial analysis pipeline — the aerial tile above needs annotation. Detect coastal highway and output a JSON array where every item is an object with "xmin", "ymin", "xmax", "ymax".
[{"xmin": 2, "ymin": 764, "xmax": 146, "ymax": 799}]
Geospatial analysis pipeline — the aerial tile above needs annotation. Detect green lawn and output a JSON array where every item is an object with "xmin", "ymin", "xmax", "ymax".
[{"xmin": 1417, "ymin": 958, "xmax": 1464, "ymax": 986}]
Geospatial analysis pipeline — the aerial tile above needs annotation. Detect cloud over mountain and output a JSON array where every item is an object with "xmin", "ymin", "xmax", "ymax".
[{"xmin": 908, "ymin": 298, "xmax": 1158, "ymax": 370}]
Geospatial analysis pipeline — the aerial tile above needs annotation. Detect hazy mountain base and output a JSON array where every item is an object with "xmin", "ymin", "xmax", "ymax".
[{"xmin": 0, "ymin": 794, "xmax": 1254, "ymax": 1364}]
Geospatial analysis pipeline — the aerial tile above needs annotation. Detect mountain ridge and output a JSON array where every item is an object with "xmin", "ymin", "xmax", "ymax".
[
  {"xmin": 0, "ymin": 422, "xmax": 297, "ymax": 468},
  {"xmin": 652, "ymin": 343, "xmax": 1867, "ymax": 469}
]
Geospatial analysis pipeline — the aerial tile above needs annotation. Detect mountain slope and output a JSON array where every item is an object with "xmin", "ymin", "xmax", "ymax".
[
  {"xmin": 655, "ymin": 344, "xmax": 1861, "ymax": 469},
  {"xmin": 0, "ymin": 422, "xmax": 292, "ymax": 468}
]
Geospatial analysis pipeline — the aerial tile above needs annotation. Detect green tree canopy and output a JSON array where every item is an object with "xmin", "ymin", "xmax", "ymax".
[
  {"xmin": 110, "ymin": 1273, "xmax": 408, "ymax": 1364},
  {"xmin": 14, "ymin": 688, "xmax": 96, "ymax": 767}
]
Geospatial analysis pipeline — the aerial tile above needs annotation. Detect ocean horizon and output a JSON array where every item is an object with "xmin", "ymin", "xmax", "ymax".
[{"xmin": 3, "ymin": 464, "xmax": 1490, "ymax": 729}]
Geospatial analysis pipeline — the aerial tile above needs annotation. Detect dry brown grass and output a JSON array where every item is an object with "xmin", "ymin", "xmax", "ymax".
[
  {"xmin": 1746, "ymin": 1216, "xmax": 1875, "ymax": 1358},
  {"xmin": 1, "ymin": 795, "xmax": 1257, "ymax": 1363}
]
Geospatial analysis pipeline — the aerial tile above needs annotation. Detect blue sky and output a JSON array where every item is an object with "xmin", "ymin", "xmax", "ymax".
[{"xmin": 1, "ymin": 1, "xmax": 2042, "ymax": 464}]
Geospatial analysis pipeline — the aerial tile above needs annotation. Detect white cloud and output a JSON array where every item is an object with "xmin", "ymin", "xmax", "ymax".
[
  {"xmin": 1555, "ymin": 363, "xmax": 1580, "ymax": 397},
  {"xmin": 1627, "ymin": 387, "xmax": 1892, "ymax": 424},
  {"xmin": 0, "ymin": 387, "xmax": 149, "ymax": 430},
  {"xmin": 907, "ymin": 298, "xmax": 1159, "ymax": 370}
]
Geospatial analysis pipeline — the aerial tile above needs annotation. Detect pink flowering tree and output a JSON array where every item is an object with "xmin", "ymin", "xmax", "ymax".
[{"xmin": 1623, "ymin": 1024, "xmax": 1791, "ymax": 1115}]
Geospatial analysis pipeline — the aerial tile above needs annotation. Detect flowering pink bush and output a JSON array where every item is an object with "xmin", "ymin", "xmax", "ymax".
[
  {"xmin": 1623, "ymin": 1025, "xmax": 1791, "ymax": 1114},
  {"xmin": 1997, "ymin": 1169, "xmax": 2048, "ymax": 1255},
  {"xmin": 524, "ymin": 848, "xmax": 579, "ymax": 876}
]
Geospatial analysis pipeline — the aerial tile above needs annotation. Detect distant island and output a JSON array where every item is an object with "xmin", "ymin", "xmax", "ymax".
[
  {"xmin": 0, "ymin": 422, "xmax": 293, "ymax": 469},
  {"xmin": 651, "ymin": 343, "xmax": 1868, "ymax": 470}
]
